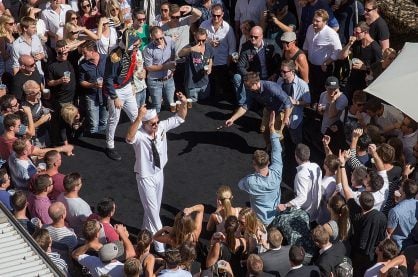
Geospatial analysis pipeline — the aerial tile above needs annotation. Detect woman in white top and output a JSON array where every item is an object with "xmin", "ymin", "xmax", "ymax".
[
  {"xmin": 207, "ymin": 185, "xmax": 242, "ymax": 233},
  {"xmin": 96, "ymin": 17, "xmax": 118, "ymax": 54},
  {"xmin": 151, "ymin": 2, "xmax": 171, "ymax": 27}
]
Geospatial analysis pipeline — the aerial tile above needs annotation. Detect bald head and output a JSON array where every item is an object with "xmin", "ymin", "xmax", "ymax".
[
  {"xmin": 249, "ymin": 26, "xmax": 263, "ymax": 47},
  {"xmin": 48, "ymin": 202, "xmax": 66, "ymax": 222},
  {"xmin": 18, "ymin": 54, "xmax": 35, "ymax": 66}
]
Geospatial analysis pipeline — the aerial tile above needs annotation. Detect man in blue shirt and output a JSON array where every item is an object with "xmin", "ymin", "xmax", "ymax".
[
  {"xmin": 79, "ymin": 40, "xmax": 108, "ymax": 135},
  {"xmin": 0, "ymin": 168, "xmax": 12, "ymax": 211},
  {"xmin": 276, "ymin": 60, "xmax": 310, "ymax": 144},
  {"xmin": 238, "ymin": 111, "xmax": 283, "ymax": 225},
  {"xmin": 387, "ymin": 179, "xmax": 418, "ymax": 250},
  {"xmin": 226, "ymin": 71, "xmax": 292, "ymax": 145}
]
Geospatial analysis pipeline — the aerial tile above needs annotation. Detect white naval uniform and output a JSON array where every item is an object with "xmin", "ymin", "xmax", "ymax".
[{"xmin": 127, "ymin": 114, "xmax": 185, "ymax": 252}]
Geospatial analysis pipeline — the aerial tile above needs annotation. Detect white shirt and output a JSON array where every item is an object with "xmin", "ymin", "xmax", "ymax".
[
  {"xmin": 234, "ymin": 0, "xmax": 266, "ymax": 24},
  {"xmin": 128, "ymin": 115, "xmax": 184, "ymax": 178},
  {"xmin": 78, "ymin": 255, "xmax": 124, "ymax": 277},
  {"xmin": 303, "ymin": 24, "xmax": 342, "ymax": 65},
  {"xmin": 12, "ymin": 35, "xmax": 45, "ymax": 75},
  {"xmin": 97, "ymin": 27, "xmax": 118, "ymax": 54},
  {"xmin": 353, "ymin": 170, "xmax": 389, "ymax": 211},
  {"xmin": 289, "ymin": 161, "xmax": 323, "ymax": 222},
  {"xmin": 41, "ymin": 4, "xmax": 73, "ymax": 48},
  {"xmin": 199, "ymin": 20, "xmax": 236, "ymax": 66}
]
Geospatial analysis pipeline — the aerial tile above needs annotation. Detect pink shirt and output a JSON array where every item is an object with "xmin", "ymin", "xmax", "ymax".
[{"xmin": 28, "ymin": 193, "xmax": 52, "ymax": 224}]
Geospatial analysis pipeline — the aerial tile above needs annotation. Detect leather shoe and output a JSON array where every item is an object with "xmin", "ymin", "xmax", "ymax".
[{"xmin": 106, "ymin": 148, "xmax": 122, "ymax": 161}]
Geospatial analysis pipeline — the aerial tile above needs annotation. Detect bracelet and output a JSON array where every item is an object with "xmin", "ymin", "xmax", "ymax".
[{"xmin": 339, "ymin": 165, "xmax": 345, "ymax": 168}]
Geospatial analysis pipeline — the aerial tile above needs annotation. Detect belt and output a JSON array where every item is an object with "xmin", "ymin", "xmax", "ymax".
[{"xmin": 152, "ymin": 74, "xmax": 173, "ymax": 82}]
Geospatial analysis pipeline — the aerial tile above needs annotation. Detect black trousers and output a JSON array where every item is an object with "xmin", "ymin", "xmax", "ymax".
[{"xmin": 308, "ymin": 62, "xmax": 334, "ymax": 104}]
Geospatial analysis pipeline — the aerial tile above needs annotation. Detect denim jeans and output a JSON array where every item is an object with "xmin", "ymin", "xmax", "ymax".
[
  {"xmin": 135, "ymin": 89, "xmax": 147, "ymax": 107},
  {"xmin": 232, "ymin": 73, "xmax": 246, "ymax": 106},
  {"xmin": 85, "ymin": 94, "xmax": 108, "ymax": 134},
  {"xmin": 186, "ymin": 85, "xmax": 209, "ymax": 102},
  {"xmin": 147, "ymin": 77, "xmax": 175, "ymax": 113}
]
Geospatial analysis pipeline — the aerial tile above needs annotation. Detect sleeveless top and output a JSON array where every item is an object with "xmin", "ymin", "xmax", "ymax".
[
  {"xmin": 214, "ymin": 207, "xmax": 241, "ymax": 232},
  {"xmin": 137, "ymin": 253, "xmax": 151, "ymax": 277},
  {"xmin": 289, "ymin": 49, "xmax": 304, "ymax": 62},
  {"xmin": 327, "ymin": 220, "xmax": 339, "ymax": 242}
]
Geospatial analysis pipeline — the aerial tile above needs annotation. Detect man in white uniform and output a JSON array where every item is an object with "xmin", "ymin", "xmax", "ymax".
[{"xmin": 126, "ymin": 92, "xmax": 188, "ymax": 253}]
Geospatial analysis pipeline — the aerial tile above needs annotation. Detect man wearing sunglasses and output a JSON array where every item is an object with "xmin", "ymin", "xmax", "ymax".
[
  {"xmin": 126, "ymin": 92, "xmax": 188, "ymax": 253},
  {"xmin": 143, "ymin": 26, "xmax": 176, "ymax": 113},
  {"xmin": 162, "ymin": 4, "xmax": 202, "ymax": 91},
  {"xmin": 363, "ymin": 0, "xmax": 390, "ymax": 50},
  {"xmin": 10, "ymin": 55, "xmax": 44, "ymax": 101},
  {"xmin": 103, "ymin": 30, "xmax": 141, "ymax": 161},
  {"xmin": 200, "ymin": 4, "xmax": 236, "ymax": 98},
  {"xmin": 234, "ymin": 26, "xmax": 280, "ymax": 107}
]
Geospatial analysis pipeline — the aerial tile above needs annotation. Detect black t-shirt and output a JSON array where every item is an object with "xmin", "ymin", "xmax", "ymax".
[
  {"xmin": 349, "ymin": 40, "xmax": 382, "ymax": 91},
  {"xmin": 46, "ymin": 60, "xmax": 76, "ymax": 104},
  {"xmin": 368, "ymin": 16, "xmax": 390, "ymax": 43},
  {"xmin": 348, "ymin": 198, "xmax": 387, "ymax": 259},
  {"xmin": 184, "ymin": 43, "xmax": 214, "ymax": 89},
  {"xmin": 10, "ymin": 69, "xmax": 43, "ymax": 101}
]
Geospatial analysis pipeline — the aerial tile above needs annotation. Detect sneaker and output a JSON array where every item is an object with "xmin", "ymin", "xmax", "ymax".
[{"xmin": 106, "ymin": 148, "xmax": 121, "ymax": 161}]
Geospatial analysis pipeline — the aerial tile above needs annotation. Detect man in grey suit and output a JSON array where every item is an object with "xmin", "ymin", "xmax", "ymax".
[{"xmin": 260, "ymin": 227, "xmax": 291, "ymax": 277}]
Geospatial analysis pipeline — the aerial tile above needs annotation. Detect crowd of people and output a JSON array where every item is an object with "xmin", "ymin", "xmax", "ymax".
[{"xmin": 0, "ymin": 0, "xmax": 417, "ymax": 276}]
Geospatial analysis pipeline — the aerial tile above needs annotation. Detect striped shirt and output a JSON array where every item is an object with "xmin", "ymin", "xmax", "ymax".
[
  {"xmin": 48, "ymin": 252, "xmax": 69, "ymax": 275},
  {"xmin": 45, "ymin": 225, "xmax": 78, "ymax": 251}
]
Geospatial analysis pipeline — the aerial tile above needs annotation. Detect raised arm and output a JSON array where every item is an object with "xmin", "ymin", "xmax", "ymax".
[
  {"xmin": 126, "ymin": 105, "xmax": 147, "ymax": 143},
  {"xmin": 175, "ymin": 92, "xmax": 188, "ymax": 120},
  {"xmin": 368, "ymin": 144, "xmax": 384, "ymax": 171},
  {"xmin": 184, "ymin": 204, "xmax": 204, "ymax": 240},
  {"xmin": 339, "ymin": 149, "xmax": 354, "ymax": 200},
  {"xmin": 269, "ymin": 111, "xmax": 283, "ymax": 170}
]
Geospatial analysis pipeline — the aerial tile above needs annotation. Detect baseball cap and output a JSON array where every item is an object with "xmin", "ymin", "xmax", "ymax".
[
  {"xmin": 325, "ymin": 76, "xmax": 340, "ymax": 90},
  {"xmin": 99, "ymin": 241, "xmax": 124, "ymax": 262},
  {"xmin": 281, "ymin": 32, "xmax": 296, "ymax": 43}
]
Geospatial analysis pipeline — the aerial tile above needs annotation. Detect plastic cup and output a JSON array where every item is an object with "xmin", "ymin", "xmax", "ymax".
[
  {"xmin": 203, "ymin": 65, "xmax": 209, "ymax": 72},
  {"xmin": 213, "ymin": 232, "xmax": 223, "ymax": 239},
  {"xmin": 38, "ymin": 162, "xmax": 46, "ymax": 171},
  {"xmin": 176, "ymin": 100, "xmax": 181, "ymax": 110},
  {"xmin": 217, "ymin": 260, "xmax": 227, "ymax": 272},
  {"xmin": 170, "ymin": 103, "xmax": 177, "ymax": 113},
  {"xmin": 64, "ymin": 71, "xmax": 71, "ymax": 78},
  {"xmin": 42, "ymin": 89, "xmax": 50, "ymax": 100},
  {"xmin": 97, "ymin": 77, "xmax": 103, "ymax": 88},
  {"xmin": 187, "ymin": 99, "xmax": 193, "ymax": 109},
  {"xmin": 352, "ymin": 58, "xmax": 361, "ymax": 65},
  {"xmin": 31, "ymin": 217, "xmax": 41, "ymax": 228},
  {"xmin": 8, "ymin": 189, "xmax": 15, "ymax": 196},
  {"xmin": 232, "ymin": 52, "xmax": 239, "ymax": 62}
]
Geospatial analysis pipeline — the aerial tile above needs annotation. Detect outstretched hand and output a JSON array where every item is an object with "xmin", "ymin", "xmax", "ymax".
[{"xmin": 176, "ymin": 92, "xmax": 187, "ymax": 104}]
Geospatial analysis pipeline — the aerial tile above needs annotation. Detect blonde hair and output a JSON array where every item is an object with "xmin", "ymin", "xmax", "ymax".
[
  {"xmin": 217, "ymin": 185, "xmax": 234, "ymax": 218},
  {"xmin": 239, "ymin": 207, "xmax": 260, "ymax": 236},
  {"xmin": 382, "ymin": 47, "xmax": 396, "ymax": 60},
  {"xmin": 0, "ymin": 15, "xmax": 14, "ymax": 37},
  {"xmin": 106, "ymin": 0, "xmax": 123, "ymax": 25},
  {"xmin": 171, "ymin": 211, "xmax": 196, "ymax": 247},
  {"xmin": 64, "ymin": 22, "xmax": 77, "ymax": 40},
  {"xmin": 61, "ymin": 104, "xmax": 79, "ymax": 126}
]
